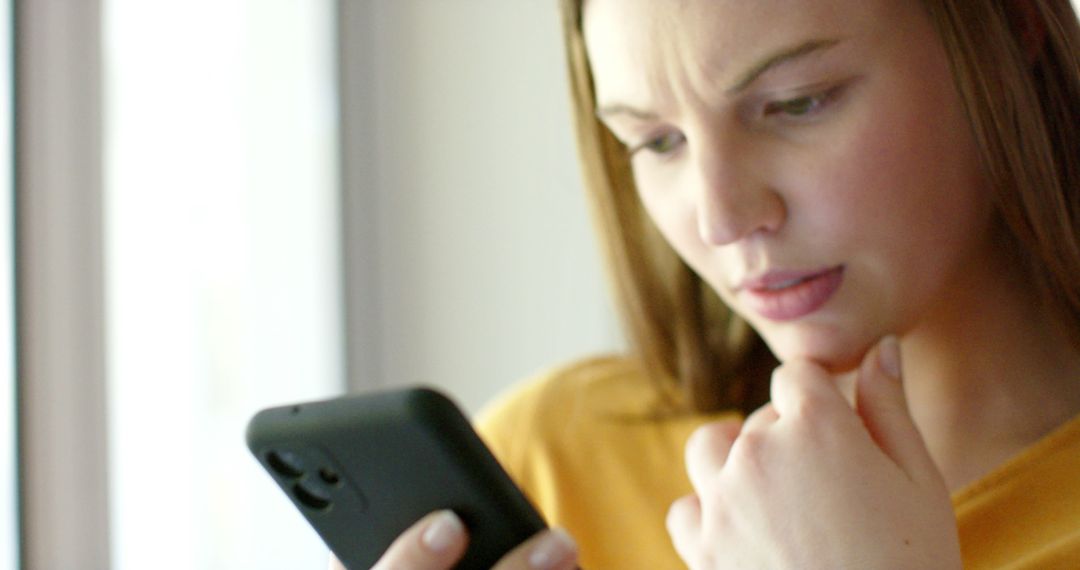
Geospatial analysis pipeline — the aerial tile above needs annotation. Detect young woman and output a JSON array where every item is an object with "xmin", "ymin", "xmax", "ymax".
[{"xmin": 355, "ymin": 0, "xmax": 1080, "ymax": 568}]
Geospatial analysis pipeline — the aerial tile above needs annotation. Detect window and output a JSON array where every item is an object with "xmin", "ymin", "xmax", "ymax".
[{"xmin": 104, "ymin": 1, "xmax": 342, "ymax": 567}]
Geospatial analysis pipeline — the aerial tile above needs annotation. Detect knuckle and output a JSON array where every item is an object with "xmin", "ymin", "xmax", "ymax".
[
  {"xmin": 772, "ymin": 359, "xmax": 824, "ymax": 391},
  {"xmin": 685, "ymin": 424, "xmax": 712, "ymax": 456},
  {"xmin": 728, "ymin": 428, "xmax": 768, "ymax": 472},
  {"xmin": 771, "ymin": 361, "xmax": 836, "ymax": 419},
  {"xmin": 666, "ymin": 494, "xmax": 697, "ymax": 533},
  {"xmin": 745, "ymin": 401, "xmax": 777, "ymax": 423},
  {"xmin": 687, "ymin": 421, "xmax": 737, "ymax": 456},
  {"xmin": 790, "ymin": 391, "xmax": 829, "ymax": 420}
]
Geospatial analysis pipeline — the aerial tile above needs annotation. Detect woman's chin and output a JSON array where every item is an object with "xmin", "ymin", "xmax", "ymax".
[{"xmin": 762, "ymin": 329, "xmax": 874, "ymax": 374}]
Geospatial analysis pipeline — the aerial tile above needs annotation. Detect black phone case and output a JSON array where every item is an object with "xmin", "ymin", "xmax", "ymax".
[{"xmin": 246, "ymin": 387, "xmax": 547, "ymax": 570}]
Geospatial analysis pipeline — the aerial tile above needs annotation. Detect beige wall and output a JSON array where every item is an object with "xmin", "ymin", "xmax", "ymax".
[{"xmin": 343, "ymin": 0, "xmax": 623, "ymax": 413}]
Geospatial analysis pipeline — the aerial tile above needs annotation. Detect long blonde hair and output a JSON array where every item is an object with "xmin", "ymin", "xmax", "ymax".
[{"xmin": 558, "ymin": 0, "xmax": 1080, "ymax": 414}]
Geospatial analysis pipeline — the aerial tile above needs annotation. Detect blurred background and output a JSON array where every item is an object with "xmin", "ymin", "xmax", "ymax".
[{"xmin": 5, "ymin": 0, "xmax": 621, "ymax": 568}]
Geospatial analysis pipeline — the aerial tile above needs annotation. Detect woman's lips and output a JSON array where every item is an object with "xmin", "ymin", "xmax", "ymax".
[{"xmin": 738, "ymin": 266, "xmax": 846, "ymax": 321}]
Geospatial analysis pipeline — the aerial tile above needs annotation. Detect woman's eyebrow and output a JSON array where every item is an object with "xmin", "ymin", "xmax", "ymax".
[
  {"xmin": 595, "ymin": 102, "xmax": 658, "ymax": 122},
  {"xmin": 595, "ymin": 38, "xmax": 844, "ymax": 123},
  {"xmin": 725, "ymin": 38, "xmax": 843, "ymax": 95}
]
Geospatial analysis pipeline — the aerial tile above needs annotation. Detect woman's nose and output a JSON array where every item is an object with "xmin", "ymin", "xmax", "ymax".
[{"xmin": 691, "ymin": 138, "xmax": 786, "ymax": 246}]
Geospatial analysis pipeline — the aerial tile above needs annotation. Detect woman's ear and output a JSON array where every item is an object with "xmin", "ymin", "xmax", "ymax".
[{"xmin": 1008, "ymin": 0, "xmax": 1047, "ymax": 63}]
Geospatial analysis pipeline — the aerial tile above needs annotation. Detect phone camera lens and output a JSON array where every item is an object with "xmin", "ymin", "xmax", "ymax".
[
  {"xmin": 294, "ymin": 480, "xmax": 332, "ymax": 511},
  {"xmin": 319, "ymin": 467, "xmax": 341, "ymax": 486},
  {"xmin": 267, "ymin": 450, "xmax": 306, "ymax": 479}
]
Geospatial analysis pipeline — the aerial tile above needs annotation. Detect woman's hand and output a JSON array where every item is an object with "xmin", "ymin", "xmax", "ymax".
[
  {"xmin": 667, "ymin": 336, "xmax": 962, "ymax": 569},
  {"xmin": 329, "ymin": 510, "xmax": 578, "ymax": 570}
]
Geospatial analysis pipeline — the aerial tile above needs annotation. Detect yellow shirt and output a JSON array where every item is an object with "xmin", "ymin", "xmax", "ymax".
[{"xmin": 475, "ymin": 355, "xmax": 1080, "ymax": 569}]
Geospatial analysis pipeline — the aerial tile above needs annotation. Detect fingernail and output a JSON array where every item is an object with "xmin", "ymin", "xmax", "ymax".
[
  {"xmin": 422, "ymin": 510, "xmax": 464, "ymax": 553},
  {"xmin": 878, "ymin": 335, "xmax": 902, "ymax": 379},
  {"xmin": 529, "ymin": 528, "xmax": 577, "ymax": 569}
]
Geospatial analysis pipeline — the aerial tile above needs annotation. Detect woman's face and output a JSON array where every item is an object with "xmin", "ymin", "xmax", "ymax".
[{"xmin": 585, "ymin": 0, "xmax": 998, "ymax": 369}]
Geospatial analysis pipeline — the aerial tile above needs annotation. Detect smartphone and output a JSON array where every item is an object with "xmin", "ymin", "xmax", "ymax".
[{"xmin": 246, "ymin": 386, "xmax": 547, "ymax": 569}]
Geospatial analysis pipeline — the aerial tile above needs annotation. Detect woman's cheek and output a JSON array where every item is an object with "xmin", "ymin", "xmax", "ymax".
[{"xmin": 636, "ymin": 170, "xmax": 701, "ymax": 253}]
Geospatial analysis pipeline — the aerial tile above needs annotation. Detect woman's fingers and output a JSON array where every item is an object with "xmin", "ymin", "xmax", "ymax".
[
  {"xmin": 855, "ymin": 336, "xmax": 940, "ymax": 482},
  {"xmin": 684, "ymin": 418, "xmax": 743, "ymax": 493},
  {"xmin": 490, "ymin": 528, "xmax": 578, "ymax": 570},
  {"xmin": 741, "ymin": 401, "xmax": 779, "ymax": 434},
  {"xmin": 666, "ymin": 494, "xmax": 703, "ymax": 565},
  {"xmin": 769, "ymin": 358, "xmax": 849, "ymax": 421},
  {"xmin": 339, "ymin": 510, "xmax": 576, "ymax": 570},
  {"xmin": 370, "ymin": 510, "xmax": 468, "ymax": 570}
]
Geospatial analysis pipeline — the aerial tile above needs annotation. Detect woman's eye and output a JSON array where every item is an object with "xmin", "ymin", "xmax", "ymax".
[
  {"xmin": 772, "ymin": 96, "xmax": 818, "ymax": 116},
  {"xmin": 763, "ymin": 88, "xmax": 840, "ymax": 119},
  {"xmin": 633, "ymin": 131, "xmax": 685, "ymax": 156}
]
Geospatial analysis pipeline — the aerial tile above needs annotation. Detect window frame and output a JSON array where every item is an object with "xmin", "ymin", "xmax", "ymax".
[{"xmin": 14, "ymin": 0, "xmax": 110, "ymax": 567}]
